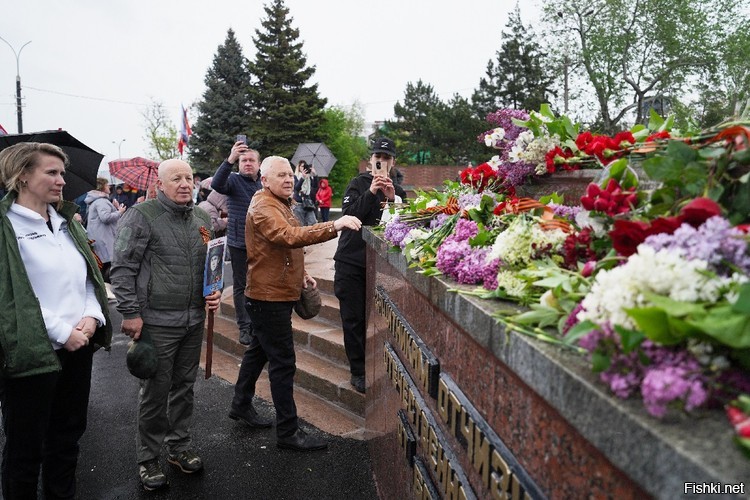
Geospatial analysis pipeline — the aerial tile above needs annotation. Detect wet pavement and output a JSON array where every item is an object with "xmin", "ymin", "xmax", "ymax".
[{"xmin": 0, "ymin": 305, "xmax": 378, "ymax": 500}]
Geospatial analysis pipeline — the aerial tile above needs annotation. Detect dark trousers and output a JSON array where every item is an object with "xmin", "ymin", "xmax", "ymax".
[
  {"xmin": 0, "ymin": 344, "xmax": 94, "ymax": 500},
  {"xmin": 319, "ymin": 207, "xmax": 330, "ymax": 222},
  {"xmin": 334, "ymin": 261, "xmax": 366, "ymax": 377},
  {"xmin": 136, "ymin": 322, "xmax": 203, "ymax": 463},
  {"xmin": 232, "ymin": 299, "xmax": 298, "ymax": 438},
  {"xmin": 228, "ymin": 245, "xmax": 251, "ymax": 332}
]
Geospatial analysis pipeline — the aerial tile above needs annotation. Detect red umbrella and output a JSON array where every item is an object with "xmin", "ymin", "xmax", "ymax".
[{"xmin": 108, "ymin": 157, "xmax": 160, "ymax": 190}]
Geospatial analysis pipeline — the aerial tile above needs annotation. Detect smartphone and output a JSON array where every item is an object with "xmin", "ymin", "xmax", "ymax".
[
  {"xmin": 236, "ymin": 134, "xmax": 247, "ymax": 145},
  {"xmin": 373, "ymin": 160, "xmax": 386, "ymax": 177}
]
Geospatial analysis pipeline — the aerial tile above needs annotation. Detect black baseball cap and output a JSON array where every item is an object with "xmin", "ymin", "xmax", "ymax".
[{"xmin": 371, "ymin": 137, "xmax": 396, "ymax": 157}]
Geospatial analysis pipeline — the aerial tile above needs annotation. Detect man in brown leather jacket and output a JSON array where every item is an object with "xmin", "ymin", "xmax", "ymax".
[{"xmin": 228, "ymin": 155, "xmax": 362, "ymax": 451}]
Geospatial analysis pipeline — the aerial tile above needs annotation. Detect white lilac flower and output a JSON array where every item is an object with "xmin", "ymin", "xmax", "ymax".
[
  {"xmin": 425, "ymin": 198, "xmax": 439, "ymax": 209},
  {"xmin": 487, "ymin": 216, "xmax": 567, "ymax": 268},
  {"xmin": 496, "ymin": 269, "xmax": 529, "ymax": 298},
  {"xmin": 487, "ymin": 155, "xmax": 502, "ymax": 170},
  {"xmin": 577, "ymin": 245, "xmax": 733, "ymax": 329},
  {"xmin": 484, "ymin": 127, "xmax": 506, "ymax": 148}
]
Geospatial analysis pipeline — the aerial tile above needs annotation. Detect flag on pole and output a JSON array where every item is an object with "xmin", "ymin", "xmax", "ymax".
[{"xmin": 177, "ymin": 105, "xmax": 192, "ymax": 155}]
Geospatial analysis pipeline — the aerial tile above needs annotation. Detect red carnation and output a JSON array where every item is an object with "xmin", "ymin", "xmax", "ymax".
[
  {"xmin": 646, "ymin": 130, "xmax": 671, "ymax": 142},
  {"xmin": 645, "ymin": 216, "xmax": 684, "ymax": 237},
  {"xmin": 680, "ymin": 198, "xmax": 722, "ymax": 228},
  {"xmin": 609, "ymin": 219, "xmax": 649, "ymax": 257}
]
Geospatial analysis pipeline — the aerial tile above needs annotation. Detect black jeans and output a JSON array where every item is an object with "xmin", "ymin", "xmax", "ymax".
[
  {"xmin": 228, "ymin": 245, "xmax": 251, "ymax": 332},
  {"xmin": 0, "ymin": 344, "xmax": 94, "ymax": 500},
  {"xmin": 232, "ymin": 299, "xmax": 298, "ymax": 438},
  {"xmin": 334, "ymin": 261, "xmax": 367, "ymax": 377}
]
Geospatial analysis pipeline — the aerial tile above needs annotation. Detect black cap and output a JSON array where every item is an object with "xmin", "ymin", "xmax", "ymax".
[
  {"xmin": 126, "ymin": 333, "xmax": 158, "ymax": 379},
  {"xmin": 371, "ymin": 137, "xmax": 396, "ymax": 157}
]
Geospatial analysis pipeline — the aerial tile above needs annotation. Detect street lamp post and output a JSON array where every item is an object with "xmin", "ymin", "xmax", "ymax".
[
  {"xmin": 0, "ymin": 36, "xmax": 31, "ymax": 133},
  {"xmin": 112, "ymin": 139, "xmax": 126, "ymax": 158}
]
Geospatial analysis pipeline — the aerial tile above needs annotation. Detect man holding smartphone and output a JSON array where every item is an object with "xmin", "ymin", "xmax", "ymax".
[
  {"xmin": 333, "ymin": 137, "xmax": 406, "ymax": 393},
  {"xmin": 210, "ymin": 137, "xmax": 263, "ymax": 347}
]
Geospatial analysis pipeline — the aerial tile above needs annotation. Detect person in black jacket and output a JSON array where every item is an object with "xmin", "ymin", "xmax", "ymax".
[{"xmin": 333, "ymin": 137, "xmax": 406, "ymax": 393}]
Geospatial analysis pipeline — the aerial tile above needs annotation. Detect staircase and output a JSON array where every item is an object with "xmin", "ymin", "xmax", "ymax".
[{"xmin": 200, "ymin": 239, "xmax": 367, "ymax": 439}]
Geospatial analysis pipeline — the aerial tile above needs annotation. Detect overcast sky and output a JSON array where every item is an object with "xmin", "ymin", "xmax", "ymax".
[{"xmin": 0, "ymin": 0, "xmax": 541, "ymax": 173}]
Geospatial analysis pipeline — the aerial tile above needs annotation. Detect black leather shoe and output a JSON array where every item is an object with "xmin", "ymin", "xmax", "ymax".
[
  {"xmin": 239, "ymin": 328, "xmax": 253, "ymax": 346},
  {"xmin": 228, "ymin": 407, "xmax": 273, "ymax": 428},
  {"xmin": 277, "ymin": 429, "xmax": 328, "ymax": 451},
  {"xmin": 350, "ymin": 375, "xmax": 366, "ymax": 394}
]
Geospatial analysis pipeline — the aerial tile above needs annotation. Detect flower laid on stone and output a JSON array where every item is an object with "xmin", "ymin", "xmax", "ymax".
[{"xmin": 379, "ymin": 106, "xmax": 750, "ymax": 442}]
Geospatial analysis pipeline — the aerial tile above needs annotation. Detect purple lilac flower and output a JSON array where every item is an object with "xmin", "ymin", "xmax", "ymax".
[
  {"xmin": 641, "ymin": 364, "xmax": 708, "ymax": 418},
  {"xmin": 548, "ymin": 203, "xmax": 583, "ymax": 222},
  {"xmin": 481, "ymin": 109, "xmax": 530, "ymax": 143},
  {"xmin": 454, "ymin": 248, "xmax": 496, "ymax": 286},
  {"xmin": 452, "ymin": 219, "xmax": 479, "ymax": 242},
  {"xmin": 458, "ymin": 193, "xmax": 483, "ymax": 210},
  {"xmin": 496, "ymin": 161, "xmax": 537, "ymax": 188},
  {"xmin": 562, "ymin": 302, "xmax": 584, "ymax": 335},
  {"xmin": 482, "ymin": 258, "xmax": 501, "ymax": 290},
  {"xmin": 644, "ymin": 216, "xmax": 750, "ymax": 275},
  {"xmin": 383, "ymin": 217, "xmax": 414, "ymax": 249},
  {"xmin": 429, "ymin": 213, "xmax": 450, "ymax": 230},
  {"xmin": 579, "ymin": 325, "xmax": 710, "ymax": 416},
  {"xmin": 435, "ymin": 239, "xmax": 470, "ymax": 277}
]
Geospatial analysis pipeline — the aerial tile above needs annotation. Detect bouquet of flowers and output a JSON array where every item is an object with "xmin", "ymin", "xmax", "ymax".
[{"xmin": 380, "ymin": 105, "xmax": 750, "ymax": 455}]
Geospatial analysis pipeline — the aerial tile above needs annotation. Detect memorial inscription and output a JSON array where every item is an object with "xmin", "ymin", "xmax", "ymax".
[{"xmin": 377, "ymin": 287, "xmax": 543, "ymax": 499}]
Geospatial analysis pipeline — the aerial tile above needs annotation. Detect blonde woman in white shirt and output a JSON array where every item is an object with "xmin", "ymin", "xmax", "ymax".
[{"xmin": 0, "ymin": 142, "xmax": 112, "ymax": 499}]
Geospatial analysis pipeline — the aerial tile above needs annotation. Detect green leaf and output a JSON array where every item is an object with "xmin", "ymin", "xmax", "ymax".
[
  {"xmin": 641, "ymin": 292, "xmax": 706, "ymax": 317},
  {"xmin": 532, "ymin": 275, "xmax": 569, "ymax": 289},
  {"xmin": 591, "ymin": 351, "xmax": 611, "ymax": 373},
  {"xmin": 512, "ymin": 306, "xmax": 561, "ymax": 329},
  {"xmin": 665, "ymin": 140, "xmax": 698, "ymax": 163},
  {"xmin": 733, "ymin": 283, "xmax": 750, "ymax": 315},
  {"xmin": 613, "ymin": 325, "xmax": 645, "ymax": 354},
  {"xmin": 648, "ymin": 109, "xmax": 665, "ymax": 130},
  {"xmin": 625, "ymin": 306, "xmax": 684, "ymax": 345},
  {"xmin": 688, "ymin": 306, "xmax": 750, "ymax": 349},
  {"xmin": 539, "ymin": 103, "xmax": 554, "ymax": 120},
  {"xmin": 563, "ymin": 319, "xmax": 596, "ymax": 344}
]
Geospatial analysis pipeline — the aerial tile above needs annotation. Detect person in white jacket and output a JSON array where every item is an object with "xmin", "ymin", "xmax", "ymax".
[{"xmin": 85, "ymin": 178, "xmax": 125, "ymax": 281}]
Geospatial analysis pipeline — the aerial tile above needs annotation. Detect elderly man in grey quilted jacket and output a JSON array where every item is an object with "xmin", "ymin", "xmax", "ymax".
[{"xmin": 111, "ymin": 159, "xmax": 221, "ymax": 491}]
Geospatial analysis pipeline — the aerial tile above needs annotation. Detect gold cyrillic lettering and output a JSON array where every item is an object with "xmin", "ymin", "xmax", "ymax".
[
  {"xmin": 437, "ymin": 378, "xmax": 450, "ymax": 428},
  {"xmin": 491, "ymin": 448, "xmax": 511, "ymax": 499},
  {"xmin": 472, "ymin": 425, "xmax": 490, "ymax": 486}
]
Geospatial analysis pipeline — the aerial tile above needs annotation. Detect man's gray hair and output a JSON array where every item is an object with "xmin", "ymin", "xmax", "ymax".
[{"xmin": 259, "ymin": 156, "xmax": 291, "ymax": 177}]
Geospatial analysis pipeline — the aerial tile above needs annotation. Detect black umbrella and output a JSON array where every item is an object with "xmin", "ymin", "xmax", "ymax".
[{"xmin": 0, "ymin": 130, "xmax": 104, "ymax": 200}]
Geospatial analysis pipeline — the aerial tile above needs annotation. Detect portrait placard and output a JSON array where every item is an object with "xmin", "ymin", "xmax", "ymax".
[{"xmin": 203, "ymin": 236, "xmax": 227, "ymax": 296}]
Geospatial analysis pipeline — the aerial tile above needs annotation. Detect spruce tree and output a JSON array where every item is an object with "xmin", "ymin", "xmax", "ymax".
[
  {"xmin": 388, "ymin": 80, "xmax": 442, "ymax": 165},
  {"xmin": 472, "ymin": 5, "xmax": 554, "ymax": 116},
  {"xmin": 248, "ymin": 0, "xmax": 327, "ymax": 158},
  {"xmin": 189, "ymin": 29, "xmax": 252, "ymax": 174}
]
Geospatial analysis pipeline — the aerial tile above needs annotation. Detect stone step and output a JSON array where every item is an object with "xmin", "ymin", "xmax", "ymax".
[
  {"xmin": 200, "ymin": 342, "xmax": 365, "ymax": 439},
  {"xmin": 208, "ymin": 314, "xmax": 362, "ymax": 416},
  {"xmin": 211, "ymin": 309, "xmax": 349, "ymax": 366},
  {"xmin": 220, "ymin": 284, "xmax": 339, "ymax": 324}
]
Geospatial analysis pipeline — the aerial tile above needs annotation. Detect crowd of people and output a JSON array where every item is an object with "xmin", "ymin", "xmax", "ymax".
[{"xmin": 0, "ymin": 136, "xmax": 402, "ymax": 495}]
